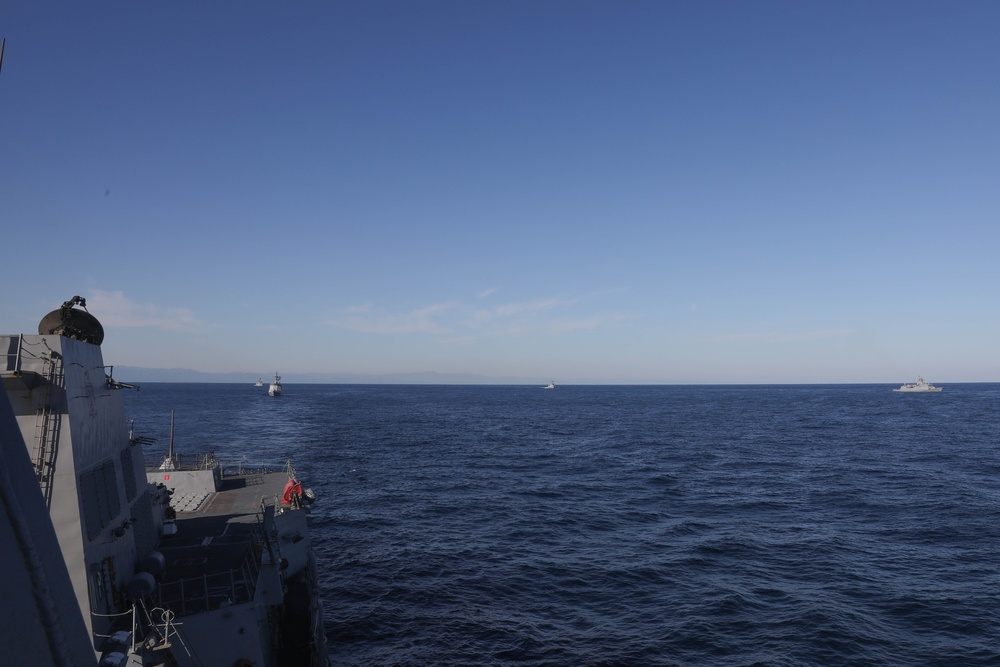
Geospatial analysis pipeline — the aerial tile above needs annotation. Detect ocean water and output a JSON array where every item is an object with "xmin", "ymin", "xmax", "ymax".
[{"xmin": 124, "ymin": 383, "xmax": 1000, "ymax": 667}]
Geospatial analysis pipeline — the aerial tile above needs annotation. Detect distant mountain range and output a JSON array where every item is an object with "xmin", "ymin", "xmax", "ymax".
[{"xmin": 113, "ymin": 367, "xmax": 555, "ymax": 385}]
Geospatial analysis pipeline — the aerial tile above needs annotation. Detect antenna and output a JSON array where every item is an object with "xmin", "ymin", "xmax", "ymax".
[
  {"xmin": 1, "ymin": 38, "xmax": 6, "ymax": 76},
  {"xmin": 159, "ymin": 410, "xmax": 177, "ymax": 470},
  {"xmin": 168, "ymin": 410, "xmax": 175, "ymax": 462}
]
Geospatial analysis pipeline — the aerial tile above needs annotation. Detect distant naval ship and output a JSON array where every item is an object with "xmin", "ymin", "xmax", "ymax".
[
  {"xmin": 893, "ymin": 377, "xmax": 943, "ymax": 392},
  {"xmin": 0, "ymin": 297, "xmax": 330, "ymax": 666}
]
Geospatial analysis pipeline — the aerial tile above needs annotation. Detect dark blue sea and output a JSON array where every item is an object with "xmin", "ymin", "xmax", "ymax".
[{"xmin": 124, "ymin": 383, "xmax": 1000, "ymax": 666}]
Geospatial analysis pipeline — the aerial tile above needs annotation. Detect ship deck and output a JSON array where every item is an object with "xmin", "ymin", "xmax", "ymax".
[{"xmin": 154, "ymin": 471, "xmax": 290, "ymax": 616}]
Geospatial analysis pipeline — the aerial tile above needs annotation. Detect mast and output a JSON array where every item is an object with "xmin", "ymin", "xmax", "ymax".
[
  {"xmin": 160, "ymin": 409, "xmax": 176, "ymax": 470},
  {"xmin": 169, "ymin": 409, "xmax": 174, "ymax": 462}
]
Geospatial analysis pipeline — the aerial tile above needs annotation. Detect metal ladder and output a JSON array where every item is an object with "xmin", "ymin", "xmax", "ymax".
[{"xmin": 31, "ymin": 351, "xmax": 63, "ymax": 509}]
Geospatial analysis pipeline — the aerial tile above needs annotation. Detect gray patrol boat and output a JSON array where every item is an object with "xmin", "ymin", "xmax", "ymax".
[{"xmin": 1, "ymin": 297, "xmax": 330, "ymax": 666}]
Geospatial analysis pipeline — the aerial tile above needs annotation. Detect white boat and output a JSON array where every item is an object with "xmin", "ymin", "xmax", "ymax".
[
  {"xmin": 893, "ymin": 377, "xmax": 942, "ymax": 392},
  {"xmin": 254, "ymin": 377, "xmax": 264, "ymax": 387},
  {"xmin": 545, "ymin": 380, "xmax": 555, "ymax": 389},
  {"xmin": 268, "ymin": 371, "xmax": 282, "ymax": 396}
]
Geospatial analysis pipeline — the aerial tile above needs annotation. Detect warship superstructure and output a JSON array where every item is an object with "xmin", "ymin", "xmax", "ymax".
[{"xmin": 1, "ymin": 297, "xmax": 330, "ymax": 666}]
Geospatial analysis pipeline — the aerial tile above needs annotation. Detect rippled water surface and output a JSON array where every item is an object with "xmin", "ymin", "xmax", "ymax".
[{"xmin": 126, "ymin": 383, "xmax": 1000, "ymax": 666}]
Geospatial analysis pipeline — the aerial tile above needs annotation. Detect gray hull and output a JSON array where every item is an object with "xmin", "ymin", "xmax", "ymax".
[{"xmin": 1, "ymin": 300, "xmax": 330, "ymax": 666}]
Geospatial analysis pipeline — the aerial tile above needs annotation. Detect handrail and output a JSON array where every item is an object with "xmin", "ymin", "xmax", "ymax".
[{"xmin": 154, "ymin": 538, "xmax": 263, "ymax": 617}]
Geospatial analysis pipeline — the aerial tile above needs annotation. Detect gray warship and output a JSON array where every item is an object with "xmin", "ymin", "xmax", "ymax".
[{"xmin": 1, "ymin": 297, "xmax": 330, "ymax": 666}]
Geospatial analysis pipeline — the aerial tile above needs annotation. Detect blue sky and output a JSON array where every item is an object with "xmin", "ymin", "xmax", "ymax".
[{"xmin": 2, "ymin": 2, "xmax": 999, "ymax": 383}]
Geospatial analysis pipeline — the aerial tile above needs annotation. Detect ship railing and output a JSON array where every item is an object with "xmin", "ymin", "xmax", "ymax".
[
  {"xmin": 153, "ymin": 528, "xmax": 265, "ymax": 617},
  {"xmin": 1, "ymin": 334, "xmax": 33, "ymax": 373},
  {"xmin": 1, "ymin": 334, "xmax": 56, "ymax": 384},
  {"xmin": 143, "ymin": 453, "xmax": 286, "ymax": 476},
  {"xmin": 145, "ymin": 451, "xmax": 219, "ymax": 472},
  {"xmin": 220, "ymin": 458, "xmax": 289, "ymax": 477}
]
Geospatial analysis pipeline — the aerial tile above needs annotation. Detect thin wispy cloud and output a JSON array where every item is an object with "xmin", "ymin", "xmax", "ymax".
[
  {"xmin": 710, "ymin": 328, "xmax": 856, "ymax": 344},
  {"xmin": 330, "ymin": 293, "xmax": 621, "ymax": 338},
  {"xmin": 473, "ymin": 298, "xmax": 570, "ymax": 322},
  {"xmin": 87, "ymin": 290, "xmax": 201, "ymax": 331},
  {"xmin": 329, "ymin": 302, "xmax": 457, "ymax": 334},
  {"xmin": 548, "ymin": 313, "xmax": 628, "ymax": 333}
]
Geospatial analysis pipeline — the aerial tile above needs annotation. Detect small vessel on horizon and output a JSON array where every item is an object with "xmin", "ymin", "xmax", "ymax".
[
  {"xmin": 269, "ymin": 371, "xmax": 282, "ymax": 396},
  {"xmin": 545, "ymin": 380, "xmax": 556, "ymax": 389},
  {"xmin": 894, "ymin": 377, "xmax": 943, "ymax": 392},
  {"xmin": 255, "ymin": 377, "xmax": 264, "ymax": 386}
]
